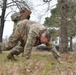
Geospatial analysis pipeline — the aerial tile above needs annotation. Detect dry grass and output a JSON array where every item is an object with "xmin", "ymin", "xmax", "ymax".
[{"xmin": 0, "ymin": 51, "xmax": 76, "ymax": 75}]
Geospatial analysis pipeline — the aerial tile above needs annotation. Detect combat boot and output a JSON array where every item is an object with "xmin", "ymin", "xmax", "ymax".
[{"xmin": 7, "ymin": 52, "xmax": 16, "ymax": 60}]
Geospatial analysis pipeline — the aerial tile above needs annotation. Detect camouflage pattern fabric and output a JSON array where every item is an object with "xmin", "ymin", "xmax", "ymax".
[
  {"xmin": 11, "ymin": 12, "xmax": 22, "ymax": 31},
  {"xmin": 11, "ymin": 12, "xmax": 21, "ymax": 21},
  {"xmin": 10, "ymin": 42, "xmax": 24, "ymax": 55},
  {"xmin": 1, "ymin": 19, "xmax": 60, "ymax": 59},
  {"xmin": 46, "ymin": 40, "xmax": 60, "ymax": 59}
]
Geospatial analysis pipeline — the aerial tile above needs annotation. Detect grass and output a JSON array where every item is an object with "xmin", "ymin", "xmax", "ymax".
[{"xmin": 0, "ymin": 51, "xmax": 76, "ymax": 75}]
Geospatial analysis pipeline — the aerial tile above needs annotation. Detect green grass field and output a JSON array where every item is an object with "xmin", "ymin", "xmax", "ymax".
[{"xmin": 0, "ymin": 51, "xmax": 76, "ymax": 75}]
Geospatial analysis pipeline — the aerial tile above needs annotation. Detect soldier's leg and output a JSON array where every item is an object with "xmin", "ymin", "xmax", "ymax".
[
  {"xmin": 7, "ymin": 45, "xmax": 24, "ymax": 59},
  {"xmin": 0, "ymin": 23, "xmax": 21, "ymax": 51}
]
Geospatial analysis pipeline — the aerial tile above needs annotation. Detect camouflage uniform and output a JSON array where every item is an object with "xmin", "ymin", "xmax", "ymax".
[{"xmin": 1, "ymin": 19, "xmax": 60, "ymax": 60}]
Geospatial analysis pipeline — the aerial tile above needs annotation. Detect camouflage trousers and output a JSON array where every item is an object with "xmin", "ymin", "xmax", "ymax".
[
  {"xmin": 10, "ymin": 42, "xmax": 24, "ymax": 56},
  {"xmin": 11, "ymin": 45, "xmax": 23, "ymax": 55}
]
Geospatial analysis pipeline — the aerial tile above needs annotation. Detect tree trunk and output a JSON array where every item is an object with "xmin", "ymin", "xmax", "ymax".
[
  {"xmin": 0, "ymin": 16, "xmax": 2, "ymax": 53},
  {"xmin": 69, "ymin": 37, "xmax": 73, "ymax": 51},
  {"xmin": 0, "ymin": 0, "xmax": 7, "ymax": 42},
  {"xmin": 59, "ymin": 0, "xmax": 68, "ymax": 53},
  {"xmin": 0, "ymin": 0, "xmax": 7, "ymax": 53}
]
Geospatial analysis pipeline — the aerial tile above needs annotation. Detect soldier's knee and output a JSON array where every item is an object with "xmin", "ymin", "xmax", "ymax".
[{"xmin": 12, "ymin": 51, "xmax": 21, "ymax": 55}]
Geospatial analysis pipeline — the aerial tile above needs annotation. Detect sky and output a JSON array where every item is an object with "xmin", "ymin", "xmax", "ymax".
[{"xmin": 2, "ymin": 0, "xmax": 58, "ymax": 38}]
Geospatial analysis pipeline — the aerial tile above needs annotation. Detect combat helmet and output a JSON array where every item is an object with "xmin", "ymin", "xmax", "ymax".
[{"xmin": 11, "ymin": 12, "xmax": 21, "ymax": 21}]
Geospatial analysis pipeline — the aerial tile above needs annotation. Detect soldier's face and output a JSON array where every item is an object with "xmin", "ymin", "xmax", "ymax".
[
  {"xmin": 40, "ymin": 36, "xmax": 49, "ymax": 44},
  {"xmin": 40, "ymin": 33, "xmax": 49, "ymax": 44}
]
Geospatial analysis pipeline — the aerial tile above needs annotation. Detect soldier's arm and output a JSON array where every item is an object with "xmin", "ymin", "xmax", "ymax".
[
  {"xmin": 46, "ymin": 40, "xmax": 60, "ymax": 62},
  {"xmin": 24, "ymin": 30, "xmax": 37, "ymax": 59}
]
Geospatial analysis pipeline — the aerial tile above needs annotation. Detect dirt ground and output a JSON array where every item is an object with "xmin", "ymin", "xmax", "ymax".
[
  {"xmin": 60, "ymin": 52, "xmax": 76, "ymax": 63},
  {"xmin": 0, "ymin": 51, "xmax": 76, "ymax": 75},
  {"xmin": 50, "ymin": 52, "xmax": 76, "ymax": 75}
]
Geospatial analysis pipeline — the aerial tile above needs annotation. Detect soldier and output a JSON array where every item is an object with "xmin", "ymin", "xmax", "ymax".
[
  {"xmin": 0, "ymin": 19, "xmax": 61, "ymax": 63},
  {"xmin": 6, "ymin": 7, "xmax": 31, "ymax": 59}
]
